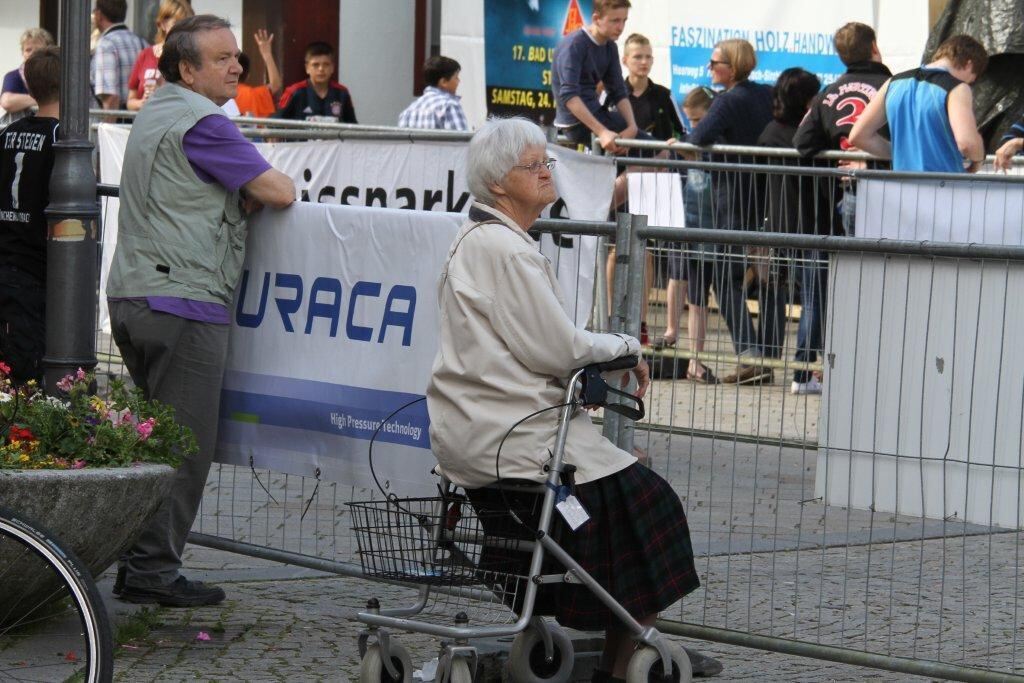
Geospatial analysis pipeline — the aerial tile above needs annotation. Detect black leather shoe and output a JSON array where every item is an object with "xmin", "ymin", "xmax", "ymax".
[{"xmin": 119, "ymin": 576, "xmax": 226, "ymax": 607}]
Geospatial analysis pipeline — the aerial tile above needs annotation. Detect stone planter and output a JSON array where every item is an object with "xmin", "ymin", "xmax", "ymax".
[{"xmin": 0, "ymin": 464, "xmax": 174, "ymax": 622}]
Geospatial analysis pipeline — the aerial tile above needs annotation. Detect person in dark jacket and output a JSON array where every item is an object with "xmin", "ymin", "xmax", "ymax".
[
  {"xmin": 757, "ymin": 68, "xmax": 831, "ymax": 395},
  {"xmin": 685, "ymin": 38, "xmax": 774, "ymax": 385},
  {"xmin": 788, "ymin": 23, "xmax": 893, "ymax": 395},
  {"xmin": 793, "ymin": 22, "xmax": 892, "ymax": 234}
]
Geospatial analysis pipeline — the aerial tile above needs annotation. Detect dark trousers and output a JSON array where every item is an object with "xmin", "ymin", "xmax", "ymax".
[
  {"xmin": 109, "ymin": 299, "xmax": 229, "ymax": 588},
  {"xmin": 0, "ymin": 270, "xmax": 46, "ymax": 384},
  {"xmin": 794, "ymin": 252, "xmax": 828, "ymax": 383},
  {"xmin": 712, "ymin": 250, "xmax": 759, "ymax": 358},
  {"xmin": 756, "ymin": 256, "xmax": 789, "ymax": 361}
]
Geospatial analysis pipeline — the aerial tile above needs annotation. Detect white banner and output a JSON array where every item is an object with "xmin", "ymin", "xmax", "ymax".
[
  {"xmin": 218, "ymin": 202, "xmax": 460, "ymax": 492},
  {"xmin": 97, "ymin": 125, "xmax": 614, "ymax": 330}
]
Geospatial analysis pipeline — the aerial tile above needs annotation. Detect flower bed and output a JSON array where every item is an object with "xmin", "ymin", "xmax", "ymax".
[
  {"xmin": 0, "ymin": 363, "xmax": 194, "ymax": 615},
  {"xmin": 0, "ymin": 362, "xmax": 193, "ymax": 470}
]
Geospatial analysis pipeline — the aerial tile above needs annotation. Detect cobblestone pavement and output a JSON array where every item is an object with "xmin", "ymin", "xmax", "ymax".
[
  {"xmin": 100, "ymin": 430, "xmax": 1024, "ymax": 681},
  {"xmin": 103, "ymin": 550, "xmax": 936, "ymax": 682},
  {"xmin": 93, "ymin": 326, "xmax": 1021, "ymax": 681}
]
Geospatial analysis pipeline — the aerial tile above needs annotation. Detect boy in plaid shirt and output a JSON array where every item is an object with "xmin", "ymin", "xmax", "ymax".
[{"xmin": 398, "ymin": 56, "xmax": 468, "ymax": 131}]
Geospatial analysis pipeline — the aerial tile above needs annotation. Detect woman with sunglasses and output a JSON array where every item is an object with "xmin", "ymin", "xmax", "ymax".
[{"xmin": 685, "ymin": 39, "xmax": 775, "ymax": 385}]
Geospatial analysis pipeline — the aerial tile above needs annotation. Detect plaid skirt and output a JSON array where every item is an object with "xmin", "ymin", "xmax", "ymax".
[{"xmin": 465, "ymin": 463, "xmax": 699, "ymax": 631}]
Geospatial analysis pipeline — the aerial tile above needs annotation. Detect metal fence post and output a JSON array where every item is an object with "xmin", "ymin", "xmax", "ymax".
[
  {"xmin": 616, "ymin": 212, "xmax": 646, "ymax": 452},
  {"xmin": 602, "ymin": 211, "xmax": 632, "ymax": 443},
  {"xmin": 593, "ymin": 237, "xmax": 609, "ymax": 333}
]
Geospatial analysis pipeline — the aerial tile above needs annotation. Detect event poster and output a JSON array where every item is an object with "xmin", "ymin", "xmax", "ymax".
[{"xmin": 484, "ymin": 0, "xmax": 592, "ymax": 123}]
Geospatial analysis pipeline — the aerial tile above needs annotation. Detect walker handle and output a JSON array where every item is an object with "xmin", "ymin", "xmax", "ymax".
[
  {"xmin": 576, "ymin": 357, "xmax": 645, "ymax": 421},
  {"xmin": 595, "ymin": 355, "xmax": 639, "ymax": 373}
]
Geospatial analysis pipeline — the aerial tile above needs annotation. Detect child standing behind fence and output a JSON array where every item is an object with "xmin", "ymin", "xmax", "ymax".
[{"xmin": 656, "ymin": 86, "xmax": 719, "ymax": 383}]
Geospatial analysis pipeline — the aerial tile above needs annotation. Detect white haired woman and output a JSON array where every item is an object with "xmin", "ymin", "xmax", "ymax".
[{"xmin": 426, "ymin": 117, "xmax": 700, "ymax": 681}]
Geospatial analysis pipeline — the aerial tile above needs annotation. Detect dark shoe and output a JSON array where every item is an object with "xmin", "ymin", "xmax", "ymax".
[
  {"xmin": 722, "ymin": 364, "xmax": 772, "ymax": 385},
  {"xmin": 119, "ymin": 576, "xmax": 226, "ymax": 607},
  {"xmin": 112, "ymin": 565, "xmax": 126, "ymax": 597},
  {"xmin": 650, "ymin": 335, "xmax": 677, "ymax": 350},
  {"xmin": 689, "ymin": 367, "xmax": 719, "ymax": 385},
  {"xmin": 684, "ymin": 647, "xmax": 724, "ymax": 677}
]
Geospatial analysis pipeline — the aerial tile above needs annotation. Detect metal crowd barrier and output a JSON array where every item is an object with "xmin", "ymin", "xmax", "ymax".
[{"xmin": 90, "ymin": 124, "xmax": 1024, "ymax": 680}]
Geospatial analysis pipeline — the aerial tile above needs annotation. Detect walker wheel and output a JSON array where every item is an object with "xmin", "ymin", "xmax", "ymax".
[
  {"xmin": 358, "ymin": 642, "xmax": 414, "ymax": 683},
  {"xmin": 625, "ymin": 643, "xmax": 692, "ymax": 683},
  {"xmin": 445, "ymin": 655, "xmax": 473, "ymax": 683},
  {"xmin": 507, "ymin": 622, "xmax": 574, "ymax": 683}
]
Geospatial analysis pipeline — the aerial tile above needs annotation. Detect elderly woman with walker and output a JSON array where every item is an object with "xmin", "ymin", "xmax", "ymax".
[
  {"xmin": 352, "ymin": 117, "xmax": 707, "ymax": 683},
  {"xmin": 431, "ymin": 117, "xmax": 701, "ymax": 681}
]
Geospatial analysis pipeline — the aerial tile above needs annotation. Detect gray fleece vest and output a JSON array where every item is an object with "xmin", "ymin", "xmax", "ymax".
[{"xmin": 106, "ymin": 82, "xmax": 247, "ymax": 306}]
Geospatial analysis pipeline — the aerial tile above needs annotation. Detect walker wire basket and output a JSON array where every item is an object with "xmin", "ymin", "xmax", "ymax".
[{"xmin": 347, "ymin": 493, "xmax": 541, "ymax": 598}]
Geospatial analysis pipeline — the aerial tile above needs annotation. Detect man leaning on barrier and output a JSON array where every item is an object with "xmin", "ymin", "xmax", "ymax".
[
  {"xmin": 793, "ymin": 21, "xmax": 892, "ymax": 233},
  {"xmin": 850, "ymin": 34, "xmax": 988, "ymax": 173},
  {"xmin": 105, "ymin": 14, "xmax": 295, "ymax": 607}
]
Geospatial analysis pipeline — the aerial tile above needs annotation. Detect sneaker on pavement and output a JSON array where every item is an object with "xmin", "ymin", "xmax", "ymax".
[
  {"xmin": 791, "ymin": 377, "xmax": 823, "ymax": 395},
  {"xmin": 119, "ymin": 576, "xmax": 226, "ymax": 607}
]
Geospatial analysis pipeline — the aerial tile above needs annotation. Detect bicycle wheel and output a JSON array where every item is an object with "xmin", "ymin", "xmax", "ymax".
[{"xmin": 0, "ymin": 507, "xmax": 114, "ymax": 682}]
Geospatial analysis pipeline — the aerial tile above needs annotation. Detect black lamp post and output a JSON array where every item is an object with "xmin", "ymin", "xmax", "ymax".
[{"xmin": 43, "ymin": 0, "xmax": 99, "ymax": 392}]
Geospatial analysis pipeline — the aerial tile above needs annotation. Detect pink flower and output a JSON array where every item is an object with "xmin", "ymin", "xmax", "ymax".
[
  {"xmin": 109, "ymin": 408, "xmax": 134, "ymax": 426},
  {"xmin": 56, "ymin": 376, "xmax": 74, "ymax": 392},
  {"xmin": 136, "ymin": 418, "xmax": 156, "ymax": 441},
  {"xmin": 75, "ymin": 367, "xmax": 86, "ymax": 381},
  {"xmin": 0, "ymin": 361, "xmax": 10, "ymax": 376},
  {"xmin": 71, "ymin": 459, "xmax": 86, "ymax": 469},
  {"xmin": 195, "ymin": 631, "xmax": 211, "ymax": 641}
]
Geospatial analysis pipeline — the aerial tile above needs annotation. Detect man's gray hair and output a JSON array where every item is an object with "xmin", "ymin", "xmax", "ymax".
[
  {"xmin": 159, "ymin": 15, "xmax": 233, "ymax": 84},
  {"xmin": 466, "ymin": 117, "xmax": 547, "ymax": 206}
]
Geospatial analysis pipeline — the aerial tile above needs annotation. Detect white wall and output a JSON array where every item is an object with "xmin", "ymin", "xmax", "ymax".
[
  {"xmin": 339, "ymin": 1, "xmax": 416, "ymax": 126},
  {"xmin": 875, "ymin": 0, "xmax": 930, "ymax": 73},
  {"xmin": 441, "ymin": 0, "xmax": 485, "ymax": 128},
  {"xmin": 0, "ymin": 1, "xmax": 42, "ymax": 96},
  {"xmin": 192, "ymin": 0, "xmax": 244, "ymax": 49}
]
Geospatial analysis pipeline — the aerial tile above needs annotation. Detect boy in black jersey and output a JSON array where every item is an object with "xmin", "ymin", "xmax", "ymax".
[
  {"xmin": 0, "ymin": 47, "xmax": 59, "ymax": 384},
  {"xmin": 276, "ymin": 42, "xmax": 357, "ymax": 123}
]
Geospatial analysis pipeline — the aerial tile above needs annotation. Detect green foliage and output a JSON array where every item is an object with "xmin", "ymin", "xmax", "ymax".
[{"xmin": 0, "ymin": 365, "xmax": 194, "ymax": 470}]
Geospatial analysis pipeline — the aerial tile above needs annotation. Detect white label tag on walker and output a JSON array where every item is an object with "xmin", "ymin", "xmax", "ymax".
[{"xmin": 556, "ymin": 495, "xmax": 590, "ymax": 531}]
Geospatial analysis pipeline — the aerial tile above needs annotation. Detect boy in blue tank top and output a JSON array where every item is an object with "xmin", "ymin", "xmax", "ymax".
[{"xmin": 849, "ymin": 34, "xmax": 988, "ymax": 173}]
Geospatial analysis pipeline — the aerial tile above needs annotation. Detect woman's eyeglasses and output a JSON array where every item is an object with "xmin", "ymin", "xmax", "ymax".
[
  {"xmin": 513, "ymin": 158, "xmax": 557, "ymax": 174},
  {"xmin": 708, "ymin": 59, "xmax": 731, "ymax": 68}
]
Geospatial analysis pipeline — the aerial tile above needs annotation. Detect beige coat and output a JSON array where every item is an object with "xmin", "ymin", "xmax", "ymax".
[{"xmin": 426, "ymin": 203, "xmax": 639, "ymax": 489}]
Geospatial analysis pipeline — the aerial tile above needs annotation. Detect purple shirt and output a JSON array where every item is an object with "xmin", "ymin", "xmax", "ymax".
[
  {"xmin": 2, "ymin": 68, "xmax": 28, "ymax": 95},
  {"xmin": 127, "ymin": 114, "xmax": 273, "ymax": 324},
  {"xmin": 183, "ymin": 113, "xmax": 271, "ymax": 190}
]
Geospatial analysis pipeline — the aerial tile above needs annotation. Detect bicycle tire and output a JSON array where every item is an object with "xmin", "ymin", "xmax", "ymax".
[{"xmin": 0, "ymin": 506, "xmax": 114, "ymax": 683}]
